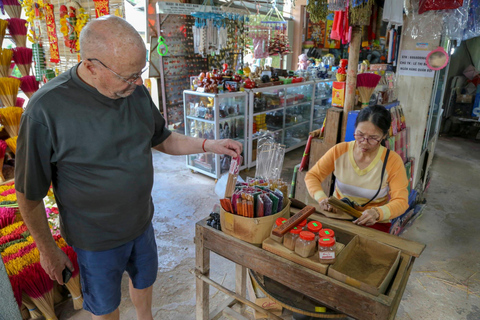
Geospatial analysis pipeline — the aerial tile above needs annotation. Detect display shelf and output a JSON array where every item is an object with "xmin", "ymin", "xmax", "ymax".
[
  {"xmin": 285, "ymin": 120, "xmax": 311, "ymax": 129},
  {"xmin": 184, "ymin": 90, "xmax": 248, "ymax": 179},
  {"xmin": 186, "ymin": 116, "xmax": 215, "ymax": 124},
  {"xmin": 253, "ymin": 106, "xmax": 285, "ymax": 116},
  {"xmin": 247, "ymin": 81, "xmax": 316, "ymax": 168}
]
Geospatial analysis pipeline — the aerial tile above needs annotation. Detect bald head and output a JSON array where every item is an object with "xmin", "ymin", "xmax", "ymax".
[{"xmin": 79, "ymin": 15, "xmax": 146, "ymax": 63}]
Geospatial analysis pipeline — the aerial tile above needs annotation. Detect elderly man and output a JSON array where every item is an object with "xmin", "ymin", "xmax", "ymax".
[{"xmin": 15, "ymin": 16, "xmax": 242, "ymax": 320}]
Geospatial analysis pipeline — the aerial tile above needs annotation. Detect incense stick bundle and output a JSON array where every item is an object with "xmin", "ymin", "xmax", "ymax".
[
  {"xmin": 6, "ymin": 136, "xmax": 17, "ymax": 154},
  {"xmin": 0, "ymin": 77, "xmax": 21, "ymax": 107},
  {"xmin": 327, "ymin": 197, "xmax": 362, "ymax": 219},
  {"xmin": 0, "ymin": 207, "xmax": 16, "ymax": 228},
  {"xmin": 7, "ymin": 18, "xmax": 27, "ymax": 47},
  {"xmin": 21, "ymin": 293, "xmax": 43, "ymax": 319},
  {"xmin": 0, "ymin": 48, "xmax": 13, "ymax": 78},
  {"xmin": 3, "ymin": 0, "xmax": 22, "ymax": 18},
  {"xmin": 16, "ymin": 97, "xmax": 24, "ymax": 108},
  {"xmin": 0, "ymin": 140, "xmax": 7, "ymax": 181},
  {"xmin": 225, "ymin": 155, "xmax": 242, "ymax": 198},
  {"xmin": 20, "ymin": 304, "xmax": 30, "ymax": 320},
  {"xmin": 22, "ymin": 263, "xmax": 58, "ymax": 320},
  {"xmin": 0, "ymin": 106, "xmax": 23, "ymax": 137},
  {"xmin": 12, "ymin": 47, "xmax": 32, "ymax": 77},
  {"xmin": 20, "ymin": 75, "xmax": 39, "ymax": 98},
  {"xmin": 61, "ymin": 246, "xmax": 84, "ymax": 309},
  {"xmin": 0, "ymin": 19, "xmax": 8, "ymax": 47},
  {"xmin": 357, "ymin": 73, "xmax": 381, "ymax": 107}
]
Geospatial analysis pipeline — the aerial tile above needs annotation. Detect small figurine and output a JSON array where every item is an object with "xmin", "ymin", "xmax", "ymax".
[{"xmin": 297, "ymin": 54, "xmax": 310, "ymax": 71}]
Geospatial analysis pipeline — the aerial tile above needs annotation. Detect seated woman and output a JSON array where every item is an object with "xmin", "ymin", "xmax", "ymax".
[{"xmin": 305, "ymin": 105, "xmax": 409, "ymax": 232}]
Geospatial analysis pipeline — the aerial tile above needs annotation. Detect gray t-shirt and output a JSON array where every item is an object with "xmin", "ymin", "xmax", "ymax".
[{"xmin": 15, "ymin": 64, "xmax": 171, "ymax": 251}]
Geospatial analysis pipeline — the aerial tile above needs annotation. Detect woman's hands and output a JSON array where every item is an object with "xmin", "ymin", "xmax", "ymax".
[
  {"xmin": 353, "ymin": 208, "xmax": 380, "ymax": 226},
  {"xmin": 319, "ymin": 198, "xmax": 337, "ymax": 212}
]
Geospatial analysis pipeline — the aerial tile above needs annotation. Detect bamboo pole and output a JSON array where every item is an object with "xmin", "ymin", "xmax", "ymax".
[{"xmin": 341, "ymin": 26, "xmax": 362, "ymax": 141}]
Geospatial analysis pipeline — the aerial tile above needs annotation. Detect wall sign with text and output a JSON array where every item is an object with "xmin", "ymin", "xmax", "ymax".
[{"xmin": 398, "ymin": 50, "xmax": 435, "ymax": 78}]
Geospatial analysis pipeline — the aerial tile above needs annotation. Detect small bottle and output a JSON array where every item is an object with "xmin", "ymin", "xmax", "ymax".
[
  {"xmin": 318, "ymin": 237, "xmax": 336, "ymax": 264},
  {"xmin": 298, "ymin": 219, "xmax": 307, "ymax": 231},
  {"xmin": 307, "ymin": 221, "xmax": 323, "ymax": 242},
  {"xmin": 319, "ymin": 228, "xmax": 336, "ymax": 242},
  {"xmin": 270, "ymin": 217, "xmax": 287, "ymax": 243},
  {"xmin": 283, "ymin": 227, "xmax": 302, "ymax": 251},
  {"xmin": 295, "ymin": 231, "xmax": 316, "ymax": 258}
]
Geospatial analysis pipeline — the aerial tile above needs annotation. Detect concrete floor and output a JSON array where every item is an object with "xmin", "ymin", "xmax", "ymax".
[{"xmin": 54, "ymin": 136, "xmax": 479, "ymax": 320}]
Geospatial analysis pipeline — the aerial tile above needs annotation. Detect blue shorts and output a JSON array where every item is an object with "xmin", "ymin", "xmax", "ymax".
[{"xmin": 73, "ymin": 223, "xmax": 158, "ymax": 316}]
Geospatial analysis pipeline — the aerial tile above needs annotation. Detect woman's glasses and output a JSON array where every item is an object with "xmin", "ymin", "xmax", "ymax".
[{"xmin": 354, "ymin": 133, "xmax": 382, "ymax": 145}]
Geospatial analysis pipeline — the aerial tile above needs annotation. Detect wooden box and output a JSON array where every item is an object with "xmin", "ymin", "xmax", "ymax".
[
  {"xmin": 246, "ymin": 269, "xmax": 283, "ymax": 319},
  {"xmin": 262, "ymin": 237, "xmax": 345, "ymax": 274},
  {"xmin": 328, "ymin": 236, "xmax": 401, "ymax": 296}
]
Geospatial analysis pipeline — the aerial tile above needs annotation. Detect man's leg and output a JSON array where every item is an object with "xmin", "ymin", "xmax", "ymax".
[
  {"xmin": 91, "ymin": 308, "xmax": 120, "ymax": 320},
  {"xmin": 129, "ymin": 278, "xmax": 154, "ymax": 320}
]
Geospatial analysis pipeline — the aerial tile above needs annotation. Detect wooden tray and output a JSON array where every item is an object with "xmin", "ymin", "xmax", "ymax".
[{"xmin": 262, "ymin": 238, "xmax": 345, "ymax": 275}]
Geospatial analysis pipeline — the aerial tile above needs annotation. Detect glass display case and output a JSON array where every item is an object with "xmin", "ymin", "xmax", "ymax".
[
  {"xmin": 184, "ymin": 90, "xmax": 247, "ymax": 179},
  {"xmin": 247, "ymin": 81, "xmax": 316, "ymax": 168},
  {"xmin": 312, "ymin": 79, "xmax": 333, "ymax": 130}
]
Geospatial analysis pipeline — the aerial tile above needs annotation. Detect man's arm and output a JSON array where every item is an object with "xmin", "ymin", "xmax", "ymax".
[
  {"xmin": 153, "ymin": 132, "xmax": 242, "ymax": 158},
  {"xmin": 16, "ymin": 191, "xmax": 73, "ymax": 285}
]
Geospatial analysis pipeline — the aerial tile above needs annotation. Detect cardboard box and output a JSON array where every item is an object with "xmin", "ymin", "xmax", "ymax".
[
  {"xmin": 328, "ymin": 236, "xmax": 401, "ymax": 296},
  {"xmin": 246, "ymin": 270, "xmax": 283, "ymax": 319},
  {"xmin": 332, "ymin": 81, "xmax": 345, "ymax": 108},
  {"xmin": 220, "ymin": 199, "xmax": 290, "ymax": 247}
]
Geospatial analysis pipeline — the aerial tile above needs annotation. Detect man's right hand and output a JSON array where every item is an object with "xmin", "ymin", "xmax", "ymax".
[
  {"xmin": 319, "ymin": 198, "xmax": 337, "ymax": 213},
  {"xmin": 40, "ymin": 246, "xmax": 74, "ymax": 285}
]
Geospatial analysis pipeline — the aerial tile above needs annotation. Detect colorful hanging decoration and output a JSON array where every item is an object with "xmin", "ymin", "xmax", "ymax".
[
  {"xmin": 22, "ymin": 0, "xmax": 46, "ymax": 44},
  {"xmin": 248, "ymin": 26, "xmax": 269, "ymax": 59},
  {"xmin": 93, "ymin": 0, "xmax": 109, "ymax": 18},
  {"xmin": 59, "ymin": 2, "xmax": 89, "ymax": 53},
  {"xmin": 306, "ymin": 0, "xmax": 330, "ymax": 23},
  {"xmin": 349, "ymin": 0, "xmax": 374, "ymax": 26},
  {"xmin": 44, "ymin": 4, "xmax": 60, "ymax": 63}
]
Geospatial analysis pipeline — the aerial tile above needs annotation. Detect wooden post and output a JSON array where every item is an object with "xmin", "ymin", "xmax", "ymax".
[
  {"xmin": 195, "ymin": 225, "xmax": 210, "ymax": 320},
  {"xmin": 235, "ymin": 264, "xmax": 247, "ymax": 314},
  {"xmin": 341, "ymin": 26, "xmax": 362, "ymax": 141}
]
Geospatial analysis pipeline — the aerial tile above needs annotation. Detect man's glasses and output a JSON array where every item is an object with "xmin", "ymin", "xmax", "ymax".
[
  {"xmin": 353, "ymin": 133, "xmax": 382, "ymax": 145},
  {"xmin": 87, "ymin": 58, "xmax": 148, "ymax": 86}
]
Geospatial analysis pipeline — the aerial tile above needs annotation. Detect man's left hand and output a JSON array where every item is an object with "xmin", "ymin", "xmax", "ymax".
[
  {"xmin": 353, "ymin": 209, "xmax": 379, "ymax": 226},
  {"xmin": 205, "ymin": 139, "xmax": 243, "ymax": 158}
]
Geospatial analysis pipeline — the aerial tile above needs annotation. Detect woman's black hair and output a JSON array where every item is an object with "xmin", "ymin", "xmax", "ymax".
[{"xmin": 354, "ymin": 105, "xmax": 392, "ymax": 136}]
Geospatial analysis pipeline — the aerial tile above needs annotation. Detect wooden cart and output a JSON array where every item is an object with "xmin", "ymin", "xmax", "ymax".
[{"xmin": 194, "ymin": 213, "xmax": 425, "ymax": 320}]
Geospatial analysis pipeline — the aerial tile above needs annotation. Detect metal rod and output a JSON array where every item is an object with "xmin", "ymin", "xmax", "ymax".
[{"xmin": 191, "ymin": 269, "xmax": 283, "ymax": 320}]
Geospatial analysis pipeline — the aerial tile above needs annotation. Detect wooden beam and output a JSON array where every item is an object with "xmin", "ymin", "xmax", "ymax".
[
  {"xmin": 195, "ymin": 224, "xmax": 211, "ymax": 320},
  {"xmin": 209, "ymin": 298, "xmax": 236, "ymax": 320},
  {"xmin": 342, "ymin": 26, "xmax": 362, "ymax": 141},
  {"xmin": 223, "ymin": 307, "xmax": 250, "ymax": 320},
  {"xmin": 191, "ymin": 269, "xmax": 284, "ymax": 320},
  {"xmin": 235, "ymin": 264, "xmax": 247, "ymax": 314}
]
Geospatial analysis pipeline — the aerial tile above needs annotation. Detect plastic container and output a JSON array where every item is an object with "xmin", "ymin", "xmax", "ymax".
[
  {"xmin": 298, "ymin": 219, "xmax": 308, "ymax": 231},
  {"xmin": 270, "ymin": 217, "xmax": 287, "ymax": 243},
  {"xmin": 307, "ymin": 221, "xmax": 323, "ymax": 236},
  {"xmin": 283, "ymin": 227, "xmax": 302, "ymax": 251},
  {"xmin": 319, "ymin": 228, "xmax": 335, "ymax": 241},
  {"xmin": 295, "ymin": 231, "xmax": 316, "ymax": 258},
  {"xmin": 318, "ymin": 237, "xmax": 336, "ymax": 264}
]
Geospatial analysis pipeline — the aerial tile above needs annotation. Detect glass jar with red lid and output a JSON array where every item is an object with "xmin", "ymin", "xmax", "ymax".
[
  {"xmin": 270, "ymin": 217, "xmax": 287, "ymax": 243},
  {"xmin": 283, "ymin": 227, "xmax": 302, "ymax": 251},
  {"xmin": 295, "ymin": 231, "xmax": 316, "ymax": 258},
  {"xmin": 318, "ymin": 237, "xmax": 336, "ymax": 264}
]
